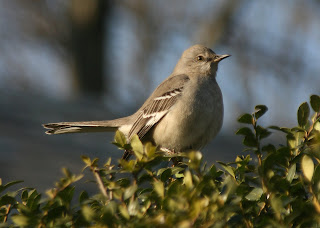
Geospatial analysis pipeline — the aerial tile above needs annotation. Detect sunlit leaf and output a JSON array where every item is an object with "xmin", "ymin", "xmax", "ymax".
[
  {"xmin": 220, "ymin": 175, "xmax": 237, "ymax": 202},
  {"xmin": 301, "ymin": 155, "xmax": 314, "ymax": 182},
  {"xmin": 287, "ymin": 163, "xmax": 296, "ymax": 183},
  {"xmin": 183, "ymin": 170, "xmax": 193, "ymax": 189},
  {"xmin": 124, "ymin": 184, "xmax": 138, "ymax": 200},
  {"xmin": 119, "ymin": 159, "xmax": 136, "ymax": 172},
  {"xmin": 287, "ymin": 131, "xmax": 305, "ymax": 150},
  {"xmin": 153, "ymin": 180, "xmax": 164, "ymax": 199},
  {"xmin": 11, "ymin": 215, "xmax": 29, "ymax": 227},
  {"xmin": 245, "ymin": 187, "xmax": 263, "ymax": 201},
  {"xmin": 145, "ymin": 142, "xmax": 156, "ymax": 158},
  {"xmin": 218, "ymin": 162, "xmax": 235, "ymax": 178},
  {"xmin": 81, "ymin": 155, "xmax": 91, "ymax": 166},
  {"xmin": 82, "ymin": 205, "xmax": 96, "ymax": 222},
  {"xmin": 128, "ymin": 199, "xmax": 140, "ymax": 216},
  {"xmin": 114, "ymin": 130, "xmax": 127, "ymax": 147},
  {"xmin": 130, "ymin": 135, "xmax": 144, "ymax": 160},
  {"xmin": 270, "ymin": 196, "xmax": 283, "ymax": 220},
  {"xmin": 119, "ymin": 204, "xmax": 130, "ymax": 220},
  {"xmin": 187, "ymin": 151, "xmax": 202, "ymax": 162}
]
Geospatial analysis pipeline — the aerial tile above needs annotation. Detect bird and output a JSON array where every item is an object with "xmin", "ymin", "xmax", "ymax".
[{"xmin": 43, "ymin": 44, "xmax": 230, "ymax": 160}]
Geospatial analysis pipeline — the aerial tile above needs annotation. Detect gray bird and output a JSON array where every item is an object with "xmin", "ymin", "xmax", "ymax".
[{"xmin": 43, "ymin": 45, "xmax": 230, "ymax": 159}]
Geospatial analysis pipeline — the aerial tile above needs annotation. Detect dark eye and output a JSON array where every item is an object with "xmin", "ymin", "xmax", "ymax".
[{"xmin": 197, "ymin": 55, "xmax": 204, "ymax": 61}]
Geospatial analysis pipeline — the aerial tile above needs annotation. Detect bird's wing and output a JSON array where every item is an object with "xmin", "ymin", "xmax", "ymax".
[{"xmin": 128, "ymin": 74, "xmax": 190, "ymax": 139}]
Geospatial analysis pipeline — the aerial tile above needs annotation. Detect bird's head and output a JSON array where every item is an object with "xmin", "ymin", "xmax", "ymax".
[{"xmin": 173, "ymin": 44, "xmax": 230, "ymax": 76}]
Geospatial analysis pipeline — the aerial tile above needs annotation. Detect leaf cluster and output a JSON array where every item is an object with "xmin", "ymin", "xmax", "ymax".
[{"xmin": 1, "ymin": 95, "xmax": 320, "ymax": 227}]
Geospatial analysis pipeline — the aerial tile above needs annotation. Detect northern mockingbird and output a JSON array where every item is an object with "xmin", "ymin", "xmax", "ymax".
[{"xmin": 43, "ymin": 45, "xmax": 230, "ymax": 159}]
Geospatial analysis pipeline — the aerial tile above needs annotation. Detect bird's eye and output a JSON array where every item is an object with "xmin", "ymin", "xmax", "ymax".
[{"xmin": 197, "ymin": 55, "xmax": 204, "ymax": 61}]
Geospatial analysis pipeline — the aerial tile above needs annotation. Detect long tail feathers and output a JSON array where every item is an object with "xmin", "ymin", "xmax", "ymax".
[{"xmin": 43, "ymin": 121, "xmax": 120, "ymax": 135}]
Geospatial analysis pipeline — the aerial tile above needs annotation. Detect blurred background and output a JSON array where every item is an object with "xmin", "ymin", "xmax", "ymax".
[{"xmin": 1, "ymin": 0, "xmax": 320, "ymax": 192}]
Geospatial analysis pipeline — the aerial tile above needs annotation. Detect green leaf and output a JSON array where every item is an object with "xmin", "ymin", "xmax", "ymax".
[
  {"xmin": 21, "ymin": 190, "xmax": 28, "ymax": 202},
  {"xmin": 81, "ymin": 155, "xmax": 91, "ymax": 166},
  {"xmin": 82, "ymin": 205, "xmax": 96, "ymax": 222},
  {"xmin": 262, "ymin": 144, "xmax": 276, "ymax": 154},
  {"xmin": 130, "ymin": 135, "xmax": 144, "ymax": 160},
  {"xmin": 119, "ymin": 159, "xmax": 136, "ymax": 172},
  {"xmin": 310, "ymin": 95, "xmax": 320, "ymax": 112},
  {"xmin": 11, "ymin": 215, "xmax": 30, "ymax": 227},
  {"xmin": 145, "ymin": 142, "xmax": 156, "ymax": 158},
  {"xmin": 128, "ymin": 199, "xmax": 140, "ymax": 216},
  {"xmin": 79, "ymin": 191, "xmax": 89, "ymax": 204},
  {"xmin": 313, "ymin": 165, "xmax": 320, "ymax": 186},
  {"xmin": 301, "ymin": 155, "xmax": 314, "ymax": 182},
  {"xmin": 291, "ymin": 127, "xmax": 306, "ymax": 133},
  {"xmin": 153, "ymin": 180, "xmax": 164, "ymax": 199},
  {"xmin": 269, "ymin": 126, "xmax": 292, "ymax": 134},
  {"xmin": 256, "ymin": 125, "xmax": 271, "ymax": 139},
  {"xmin": 114, "ymin": 130, "xmax": 127, "ymax": 147},
  {"xmin": 158, "ymin": 168, "xmax": 172, "ymax": 182},
  {"xmin": 167, "ymin": 181, "xmax": 182, "ymax": 197},
  {"xmin": 187, "ymin": 151, "xmax": 202, "ymax": 169},
  {"xmin": 91, "ymin": 158, "xmax": 99, "ymax": 167},
  {"xmin": 270, "ymin": 196, "xmax": 283, "ymax": 219},
  {"xmin": 0, "ymin": 180, "xmax": 23, "ymax": 194},
  {"xmin": 287, "ymin": 131, "xmax": 305, "ymax": 149},
  {"xmin": 236, "ymin": 127, "xmax": 254, "ymax": 136},
  {"xmin": 0, "ymin": 195, "xmax": 16, "ymax": 206},
  {"xmin": 238, "ymin": 113, "xmax": 253, "ymax": 124},
  {"xmin": 287, "ymin": 163, "xmax": 296, "ymax": 183},
  {"xmin": 187, "ymin": 151, "xmax": 202, "ymax": 162},
  {"xmin": 255, "ymin": 105, "xmax": 268, "ymax": 119},
  {"xmin": 315, "ymin": 121, "xmax": 320, "ymax": 131},
  {"xmin": 220, "ymin": 176, "xmax": 237, "ymax": 202},
  {"xmin": 297, "ymin": 102, "xmax": 310, "ymax": 127},
  {"xmin": 124, "ymin": 184, "xmax": 138, "ymax": 200},
  {"xmin": 117, "ymin": 178, "xmax": 131, "ymax": 188},
  {"xmin": 183, "ymin": 170, "xmax": 193, "ymax": 189},
  {"xmin": 243, "ymin": 134, "xmax": 257, "ymax": 147},
  {"xmin": 245, "ymin": 187, "xmax": 263, "ymax": 201},
  {"xmin": 119, "ymin": 204, "xmax": 130, "ymax": 220},
  {"xmin": 218, "ymin": 162, "xmax": 235, "ymax": 178}
]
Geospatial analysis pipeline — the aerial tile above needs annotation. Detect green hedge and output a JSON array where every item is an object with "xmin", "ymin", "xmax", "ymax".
[{"xmin": 1, "ymin": 95, "xmax": 320, "ymax": 227}]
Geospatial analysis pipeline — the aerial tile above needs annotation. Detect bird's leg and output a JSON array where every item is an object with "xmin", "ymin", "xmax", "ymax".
[
  {"xmin": 118, "ymin": 150, "xmax": 133, "ymax": 168},
  {"xmin": 160, "ymin": 147, "xmax": 182, "ymax": 167},
  {"xmin": 122, "ymin": 149, "xmax": 133, "ymax": 160}
]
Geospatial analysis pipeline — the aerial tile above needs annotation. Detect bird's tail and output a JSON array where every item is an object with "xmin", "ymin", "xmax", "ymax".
[{"xmin": 43, "ymin": 119, "xmax": 125, "ymax": 135}]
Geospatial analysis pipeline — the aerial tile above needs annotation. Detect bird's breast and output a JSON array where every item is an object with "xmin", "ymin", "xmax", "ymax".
[{"xmin": 152, "ymin": 78, "xmax": 223, "ymax": 151}]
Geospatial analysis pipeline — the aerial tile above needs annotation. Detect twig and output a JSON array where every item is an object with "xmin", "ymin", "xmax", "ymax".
[
  {"xmin": 93, "ymin": 169, "xmax": 108, "ymax": 198},
  {"xmin": 3, "ymin": 204, "xmax": 11, "ymax": 223}
]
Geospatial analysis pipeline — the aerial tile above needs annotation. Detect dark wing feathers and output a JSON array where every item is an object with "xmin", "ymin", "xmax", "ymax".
[{"xmin": 128, "ymin": 74, "xmax": 189, "ymax": 139}]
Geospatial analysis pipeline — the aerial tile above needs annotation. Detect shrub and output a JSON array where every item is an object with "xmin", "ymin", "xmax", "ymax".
[{"xmin": 1, "ymin": 95, "xmax": 320, "ymax": 227}]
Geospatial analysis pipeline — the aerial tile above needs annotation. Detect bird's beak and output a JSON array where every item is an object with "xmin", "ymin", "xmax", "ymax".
[{"xmin": 213, "ymin": 54, "xmax": 231, "ymax": 63}]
